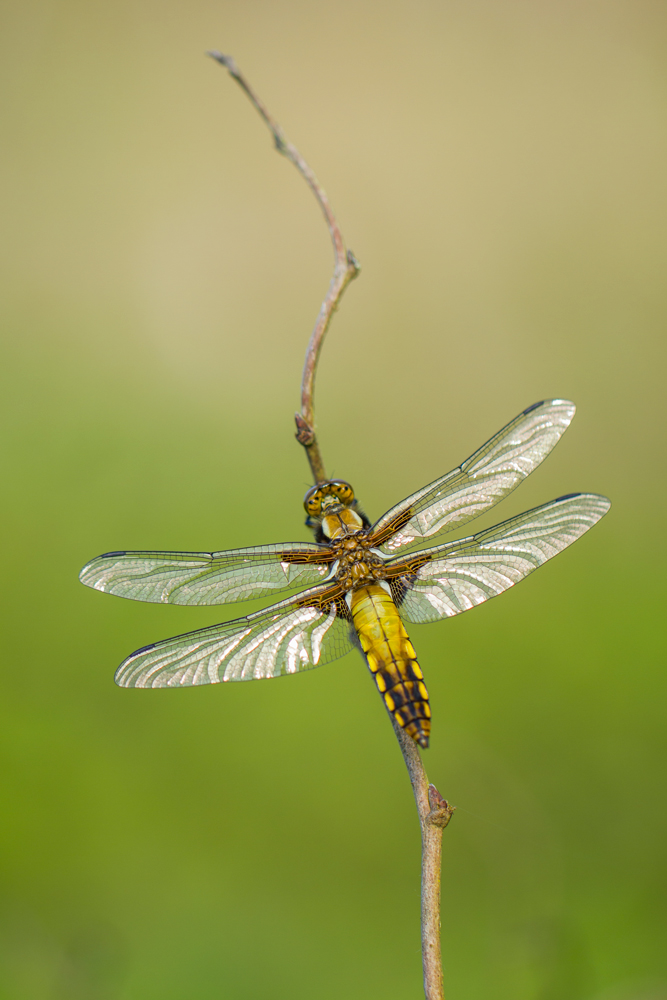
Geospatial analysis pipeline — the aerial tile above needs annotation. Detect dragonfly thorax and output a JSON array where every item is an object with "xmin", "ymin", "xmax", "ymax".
[
  {"xmin": 333, "ymin": 535, "xmax": 386, "ymax": 590},
  {"xmin": 321, "ymin": 507, "xmax": 365, "ymax": 540}
]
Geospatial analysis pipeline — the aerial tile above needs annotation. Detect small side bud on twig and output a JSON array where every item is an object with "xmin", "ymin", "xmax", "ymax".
[
  {"xmin": 347, "ymin": 249, "xmax": 361, "ymax": 274},
  {"xmin": 294, "ymin": 413, "xmax": 315, "ymax": 446},
  {"xmin": 427, "ymin": 784, "xmax": 455, "ymax": 829}
]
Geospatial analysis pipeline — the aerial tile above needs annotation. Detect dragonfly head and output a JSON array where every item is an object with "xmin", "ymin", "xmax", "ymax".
[
  {"xmin": 304, "ymin": 480, "xmax": 355, "ymax": 518},
  {"xmin": 303, "ymin": 480, "xmax": 367, "ymax": 540}
]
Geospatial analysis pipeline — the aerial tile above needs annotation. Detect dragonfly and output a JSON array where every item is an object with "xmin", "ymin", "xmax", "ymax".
[{"xmin": 80, "ymin": 399, "xmax": 609, "ymax": 748}]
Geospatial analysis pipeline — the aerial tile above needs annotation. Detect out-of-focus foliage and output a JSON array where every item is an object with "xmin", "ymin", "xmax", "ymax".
[{"xmin": 1, "ymin": 1, "xmax": 665, "ymax": 997}]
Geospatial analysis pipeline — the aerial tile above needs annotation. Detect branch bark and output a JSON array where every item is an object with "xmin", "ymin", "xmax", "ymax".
[
  {"xmin": 392, "ymin": 718, "xmax": 455, "ymax": 999},
  {"xmin": 209, "ymin": 51, "xmax": 360, "ymax": 483},
  {"xmin": 211, "ymin": 52, "xmax": 454, "ymax": 998}
]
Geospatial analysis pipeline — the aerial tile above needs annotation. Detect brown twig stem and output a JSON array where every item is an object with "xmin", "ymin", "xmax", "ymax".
[
  {"xmin": 211, "ymin": 52, "xmax": 453, "ymax": 999},
  {"xmin": 391, "ymin": 718, "xmax": 455, "ymax": 1000},
  {"xmin": 208, "ymin": 51, "xmax": 360, "ymax": 484}
]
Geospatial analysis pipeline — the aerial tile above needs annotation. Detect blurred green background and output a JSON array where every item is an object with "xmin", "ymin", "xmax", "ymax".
[{"xmin": 1, "ymin": 1, "xmax": 665, "ymax": 998}]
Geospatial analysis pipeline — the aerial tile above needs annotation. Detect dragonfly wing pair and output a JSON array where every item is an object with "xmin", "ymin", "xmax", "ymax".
[
  {"xmin": 387, "ymin": 492, "xmax": 610, "ymax": 624},
  {"xmin": 80, "ymin": 399, "xmax": 609, "ymax": 716}
]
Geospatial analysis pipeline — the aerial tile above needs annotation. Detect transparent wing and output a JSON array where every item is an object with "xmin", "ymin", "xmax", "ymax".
[
  {"xmin": 372, "ymin": 399, "xmax": 577, "ymax": 554},
  {"xmin": 388, "ymin": 493, "xmax": 610, "ymax": 624},
  {"xmin": 115, "ymin": 584, "xmax": 355, "ymax": 688},
  {"xmin": 79, "ymin": 542, "xmax": 333, "ymax": 606}
]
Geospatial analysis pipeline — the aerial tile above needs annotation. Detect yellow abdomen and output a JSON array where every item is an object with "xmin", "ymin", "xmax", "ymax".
[{"xmin": 350, "ymin": 584, "xmax": 431, "ymax": 748}]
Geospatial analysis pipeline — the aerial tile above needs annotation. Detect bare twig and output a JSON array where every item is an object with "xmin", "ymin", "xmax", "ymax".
[
  {"xmin": 211, "ymin": 52, "xmax": 453, "ymax": 999},
  {"xmin": 208, "ymin": 51, "xmax": 360, "ymax": 484},
  {"xmin": 392, "ymin": 718, "xmax": 455, "ymax": 1000}
]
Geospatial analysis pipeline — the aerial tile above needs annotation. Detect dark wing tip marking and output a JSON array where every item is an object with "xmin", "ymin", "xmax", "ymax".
[
  {"xmin": 99, "ymin": 551, "xmax": 127, "ymax": 558},
  {"xmin": 521, "ymin": 398, "xmax": 575, "ymax": 415},
  {"xmin": 552, "ymin": 493, "xmax": 611, "ymax": 510},
  {"xmin": 522, "ymin": 400, "xmax": 546, "ymax": 414},
  {"xmin": 128, "ymin": 642, "xmax": 156, "ymax": 657}
]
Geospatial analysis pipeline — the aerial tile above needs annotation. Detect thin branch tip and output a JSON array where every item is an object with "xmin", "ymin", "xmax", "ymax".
[
  {"xmin": 207, "ymin": 50, "xmax": 236, "ymax": 72},
  {"xmin": 212, "ymin": 52, "xmax": 357, "ymax": 486}
]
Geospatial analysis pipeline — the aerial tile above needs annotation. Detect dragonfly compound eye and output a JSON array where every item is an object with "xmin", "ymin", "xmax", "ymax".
[
  {"xmin": 303, "ymin": 486, "xmax": 325, "ymax": 516},
  {"xmin": 330, "ymin": 481, "xmax": 355, "ymax": 504}
]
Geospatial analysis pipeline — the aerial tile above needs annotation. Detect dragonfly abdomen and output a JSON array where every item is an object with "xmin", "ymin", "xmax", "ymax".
[{"xmin": 350, "ymin": 584, "xmax": 431, "ymax": 748}]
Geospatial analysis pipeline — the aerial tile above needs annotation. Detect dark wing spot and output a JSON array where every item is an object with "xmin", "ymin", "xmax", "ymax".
[
  {"xmin": 390, "ymin": 578, "xmax": 411, "ymax": 607},
  {"xmin": 522, "ymin": 400, "xmax": 545, "ymax": 415},
  {"xmin": 553, "ymin": 492, "xmax": 583, "ymax": 502},
  {"xmin": 348, "ymin": 625, "xmax": 363, "ymax": 652},
  {"xmin": 334, "ymin": 599, "xmax": 352, "ymax": 621},
  {"xmin": 100, "ymin": 551, "xmax": 127, "ymax": 558},
  {"xmin": 130, "ymin": 642, "xmax": 157, "ymax": 656}
]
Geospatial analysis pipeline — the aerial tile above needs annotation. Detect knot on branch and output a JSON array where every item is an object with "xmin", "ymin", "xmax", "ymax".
[
  {"xmin": 427, "ymin": 784, "xmax": 455, "ymax": 829},
  {"xmin": 346, "ymin": 249, "xmax": 361, "ymax": 275},
  {"xmin": 294, "ymin": 413, "xmax": 315, "ymax": 445}
]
